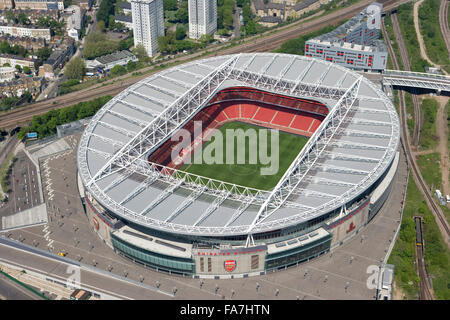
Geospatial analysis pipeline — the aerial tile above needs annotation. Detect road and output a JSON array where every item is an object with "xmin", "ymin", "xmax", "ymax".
[
  {"xmin": 0, "ymin": 272, "xmax": 43, "ymax": 300},
  {"xmin": 0, "ymin": 0, "xmax": 411, "ymax": 130}
]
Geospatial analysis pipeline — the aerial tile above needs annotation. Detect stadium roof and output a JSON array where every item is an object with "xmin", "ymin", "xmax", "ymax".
[{"xmin": 77, "ymin": 53, "xmax": 400, "ymax": 237}]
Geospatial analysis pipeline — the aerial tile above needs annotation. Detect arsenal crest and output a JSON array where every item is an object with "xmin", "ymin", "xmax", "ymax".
[
  {"xmin": 346, "ymin": 222, "xmax": 356, "ymax": 234},
  {"xmin": 224, "ymin": 260, "xmax": 237, "ymax": 272}
]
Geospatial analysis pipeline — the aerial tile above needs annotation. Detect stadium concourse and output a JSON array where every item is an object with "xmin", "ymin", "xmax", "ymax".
[{"xmin": 76, "ymin": 53, "xmax": 400, "ymax": 278}]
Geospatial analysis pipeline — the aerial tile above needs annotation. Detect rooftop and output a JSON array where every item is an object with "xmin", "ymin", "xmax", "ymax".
[
  {"xmin": 307, "ymin": 39, "xmax": 388, "ymax": 52},
  {"xmin": 78, "ymin": 53, "xmax": 399, "ymax": 237},
  {"xmin": 95, "ymin": 50, "xmax": 136, "ymax": 65}
]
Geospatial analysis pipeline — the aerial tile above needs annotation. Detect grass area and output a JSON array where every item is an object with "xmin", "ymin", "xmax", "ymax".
[
  {"xmin": 0, "ymin": 152, "xmax": 16, "ymax": 198},
  {"xmin": 421, "ymin": 200, "xmax": 450, "ymax": 300},
  {"xmin": 417, "ymin": 152, "xmax": 442, "ymax": 190},
  {"xmin": 418, "ymin": 0, "xmax": 450, "ymax": 73},
  {"xmin": 397, "ymin": 3, "xmax": 432, "ymax": 72},
  {"xmin": 180, "ymin": 121, "xmax": 309, "ymax": 191},
  {"xmin": 419, "ymin": 98, "xmax": 439, "ymax": 150},
  {"xmin": 404, "ymin": 92, "xmax": 415, "ymax": 138},
  {"xmin": 383, "ymin": 14, "xmax": 404, "ymax": 70},
  {"xmin": 417, "ymin": 152, "xmax": 450, "ymax": 224}
]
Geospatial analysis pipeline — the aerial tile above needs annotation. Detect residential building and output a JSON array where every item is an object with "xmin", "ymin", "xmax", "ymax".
[
  {"xmin": 0, "ymin": 9, "xmax": 60, "ymax": 24},
  {"xmin": 311, "ymin": 1, "xmax": 382, "ymax": 46},
  {"xmin": 0, "ymin": 54, "xmax": 37, "ymax": 71},
  {"xmin": 13, "ymin": 0, "xmax": 64, "ymax": 10},
  {"xmin": 0, "ymin": 35, "xmax": 46, "ymax": 51},
  {"xmin": 258, "ymin": 15, "xmax": 282, "ymax": 28},
  {"xmin": 38, "ymin": 38, "xmax": 75, "ymax": 78},
  {"xmin": 252, "ymin": 0, "xmax": 329, "ymax": 22},
  {"xmin": 131, "ymin": 0, "xmax": 164, "ymax": 57},
  {"xmin": 305, "ymin": 39, "xmax": 388, "ymax": 71},
  {"xmin": 188, "ymin": 0, "xmax": 217, "ymax": 39},
  {"xmin": 78, "ymin": 0, "xmax": 94, "ymax": 10},
  {"xmin": 0, "ymin": 0, "xmax": 14, "ymax": 10},
  {"xmin": 64, "ymin": 5, "xmax": 85, "ymax": 40},
  {"xmin": 0, "ymin": 24, "xmax": 52, "ymax": 40},
  {"xmin": 0, "ymin": 66, "xmax": 14, "ymax": 82},
  {"xmin": 305, "ymin": 2, "xmax": 387, "ymax": 71},
  {"xmin": 0, "ymin": 75, "xmax": 44, "ymax": 98}
]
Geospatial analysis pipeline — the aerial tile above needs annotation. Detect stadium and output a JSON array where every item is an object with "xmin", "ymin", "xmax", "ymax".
[{"xmin": 77, "ymin": 53, "xmax": 400, "ymax": 278}]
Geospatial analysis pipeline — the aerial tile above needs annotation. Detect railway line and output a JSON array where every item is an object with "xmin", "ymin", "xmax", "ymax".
[
  {"xmin": 391, "ymin": 12, "xmax": 422, "ymax": 147},
  {"xmin": 0, "ymin": 0, "xmax": 410, "ymax": 130},
  {"xmin": 414, "ymin": 216, "xmax": 434, "ymax": 300},
  {"xmin": 389, "ymin": 12, "xmax": 450, "ymax": 245},
  {"xmin": 439, "ymin": 0, "xmax": 450, "ymax": 57},
  {"xmin": 383, "ymin": 14, "xmax": 450, "ymax": 299}
]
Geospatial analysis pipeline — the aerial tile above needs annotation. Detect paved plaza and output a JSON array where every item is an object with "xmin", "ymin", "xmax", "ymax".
[{"xmin": 0, "ymin": 133, "xmax": 408, "ymax": 300}]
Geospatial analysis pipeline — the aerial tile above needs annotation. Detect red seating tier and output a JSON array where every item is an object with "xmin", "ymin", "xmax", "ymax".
[{"xmin": 149, "ymin": 87, "xmax": 327, "ymax": 168}]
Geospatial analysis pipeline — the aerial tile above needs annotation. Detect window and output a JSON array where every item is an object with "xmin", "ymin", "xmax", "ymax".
[
  {"xmin": 200, "ymin": 257, "xmax": 204, "ymax": 272},
  {"xmin": 207, "ymin": 257, "xmax": 212, "ymax": 272}
]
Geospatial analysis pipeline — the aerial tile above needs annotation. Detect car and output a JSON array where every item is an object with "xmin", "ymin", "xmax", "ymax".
[{"xmin": 57, "ymin": 252, "xmax": 67, "ymax": 257}]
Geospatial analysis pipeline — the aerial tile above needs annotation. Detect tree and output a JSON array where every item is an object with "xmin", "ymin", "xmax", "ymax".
[
  {"xmin": 175, "ymin": 25, "xmax": 186, "ymax": 40},
  {"xmin": 108, "ymin": 15, "xmax": 116, "ymax": 30},
  {"xmin": 126, "ymin": 60, "xmax": 136, "ymax": 72},
  {"xmin": 65, "ymin": 57, "xmax": 86, "ymax": 80},
  {"xmin": 96, "ymin": 0, "xmax": 116, "ymax": 28},
  {"xmin": 163, "ymin": 0, "xmax": 178, "ymax": 11},
  {"xmin": 15, "ymin": 65, "xmax": 22, "ymax": 72},
  {"xmin": 36, "ymin": 46, "xmax": 52, "ymax": 61},
  {"xmin": 5, "ymin": 10, "xmax": 15, "ymax": 23},
  {"xmin": 23, "ymin": 66, "xmax": 31, "ymax": 74},
  {"xmin": 82, "ymin": 32, "xmax": 120, "ymax": 59},
  {"xmin": 133, "ymin": 44, "xmax": 148, "ymax": 60},
  {"xmin": 110, "ymin": 64, "xmax": 126, "ymax": 76},
  {"xmin": 97, "ymin": 20, "xmax": 106, "ymax": 33},
  {"xmin": 2, "ymin": 63, "xmax": 11, "ymax": 67},
  {"xmin": 174, "ymin": 1, "xmax": 188, "ymax": 23},
  {"xmin": 17, "ymin": 12, "xmax": 30, "ymax": 25}
]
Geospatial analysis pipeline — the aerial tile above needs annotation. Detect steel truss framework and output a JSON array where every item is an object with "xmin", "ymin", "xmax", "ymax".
[
  {"xmin": 78, "ymin": 53, "xmax": 400, "ymax": 236},
  {"xmin": 382, "ymin": 70, "xmax": 450, "ymax": 92}
]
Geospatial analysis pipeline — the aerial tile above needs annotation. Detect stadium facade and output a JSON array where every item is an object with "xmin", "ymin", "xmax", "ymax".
[
  {"xmin": 305, "ymin": 2, "xmax": 388, "ymax": 71},
  {"xmin": 77, "ymin": 53, "xmax": 400, "ymax": 278}
]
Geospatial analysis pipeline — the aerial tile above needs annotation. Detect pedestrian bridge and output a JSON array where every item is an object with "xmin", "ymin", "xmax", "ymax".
[{"xmin": 382, "ymin": 70, "xmax": 450, "ymax": 93}]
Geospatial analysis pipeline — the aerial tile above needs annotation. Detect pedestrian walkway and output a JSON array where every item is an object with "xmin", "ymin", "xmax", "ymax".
[{"xmin": 1, "ymin": 203, "xmax": 47, "ymax": 230}]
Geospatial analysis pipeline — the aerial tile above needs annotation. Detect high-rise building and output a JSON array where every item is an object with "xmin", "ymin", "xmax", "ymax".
[
  {"xmin": 188, "ymin": 0, "xmax": 217, "ymax": 39},
  {"xmin": 131, "ymin": 0, "xmax": 164, "ymax": 57}
]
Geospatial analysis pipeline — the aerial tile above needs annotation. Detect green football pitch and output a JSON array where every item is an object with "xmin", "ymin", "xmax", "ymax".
[{"xmin": 179, "ymin": 122, "xmax": 309, "ymax": 191}]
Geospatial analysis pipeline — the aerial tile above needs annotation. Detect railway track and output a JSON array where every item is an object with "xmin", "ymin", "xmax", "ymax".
[
  {"xmin": 0, "ymin": 0, "xmax": 410, "ymax": 130},
  {"xmin": 415, "ymin": 217, "xmax": 434, "ymax": 300},
  {"xmin": 388, "ymin": 13, "xmax": 450, "ymax": 242},
  {"xmin": 383, "ymin": 14, "xmax": 450, "ymax": 299},
  {"xmin": 390, "ymin": 12, "xmax": 422, "ymax": 147},
  {"xmin": 439, "ymin": 0, "xmax": 450, "ymax": 57}
]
